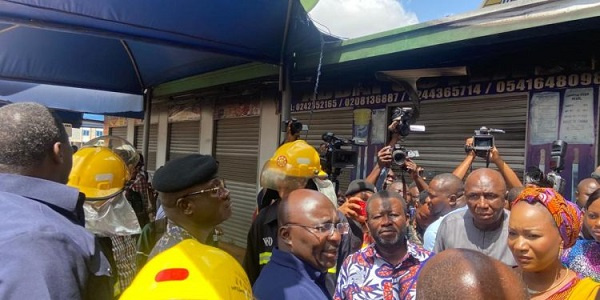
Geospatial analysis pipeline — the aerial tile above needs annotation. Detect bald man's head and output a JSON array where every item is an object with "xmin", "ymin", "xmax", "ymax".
[
  {"xmin": 466, "ymin": 168, "xmax": 507, "ymax": 193},
  {"xmin": 576, "ymin": 178, "xmax": 600, "ymax": 208},
  {"xmin": 417, "ymin": 249, "xmax": 528, "ymax": 300},
  {"xmin": 278, "ymin": 189, "xmax": 336, "ymax": 227}
]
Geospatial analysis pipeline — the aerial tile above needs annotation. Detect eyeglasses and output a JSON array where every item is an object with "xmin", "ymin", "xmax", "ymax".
[
  {"xmin": 285, "ymin": 222, "xmax": 350, "ymax": 237},
  {"xmin": 177, "ymin": 179, "xmax": 227, "ymax": 201}
]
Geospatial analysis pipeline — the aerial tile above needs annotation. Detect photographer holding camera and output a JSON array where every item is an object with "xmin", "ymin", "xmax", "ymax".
[
  {"xmin": 365, "ymin": 119, "xmax": 428, "ymax": 193},
  {"xmin": 453, "ymin": 137, "xmax": 522, "ymax": 189}
]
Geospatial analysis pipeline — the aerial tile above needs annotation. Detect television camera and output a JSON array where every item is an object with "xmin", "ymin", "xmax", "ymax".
[{"xmin": 321, "ymin": 132, "xmax": 363, "ymax": 194}]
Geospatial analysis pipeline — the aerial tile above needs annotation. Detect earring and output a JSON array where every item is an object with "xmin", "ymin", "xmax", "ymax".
[{"xmin": 558, "ymin": 244, "xmax": 564, "ymax": 260}]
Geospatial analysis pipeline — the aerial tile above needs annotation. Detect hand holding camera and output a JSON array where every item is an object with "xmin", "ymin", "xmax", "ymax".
[
  {"xmin": 465, "ymin": 126, "xmax": 505, "ymax": 159},
  {"xmin": 377, "ymin": 146, "xmax": 393, "ymax": 168},
  {"xmin": 404, "ymin": 159, "xmax": 423, "ymax": 179}
]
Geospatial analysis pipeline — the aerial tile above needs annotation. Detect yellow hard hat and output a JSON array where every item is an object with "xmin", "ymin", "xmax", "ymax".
[
  {"xmin": 120, "ymin": 239, "xmax": 253, "ymax": 300},
  {"xmin": 68, "ymin": 146, "xmax": 129, "ymax": 199},
  {"xmin": 260, "ymin": 140, "xmax": 327, "ymax": 192}
]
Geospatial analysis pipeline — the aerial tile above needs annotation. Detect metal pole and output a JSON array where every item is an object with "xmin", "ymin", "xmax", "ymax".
[
  {"xmin": 280, "ymin": 64, "xmax": 292, "ymax": 143},
  {"xmin": 142, "ymin": 89, "xmax": 152, "ymax": 172},
  {"xmin": 279, "ymin": 0, "xmax": 294, "ymax": 144}
]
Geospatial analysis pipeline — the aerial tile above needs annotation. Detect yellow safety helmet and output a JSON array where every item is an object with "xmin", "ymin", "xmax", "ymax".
[
  {"xmin": 68, "ymin": 136, "xmax": 138, "ymax": 199},
  {"xmin": 260, "ymin": 140, "xmax": 327, "ymax": 193},
  {"xmin": 121, "ymin": 239, "xmax": 253, "ymax": 300}
]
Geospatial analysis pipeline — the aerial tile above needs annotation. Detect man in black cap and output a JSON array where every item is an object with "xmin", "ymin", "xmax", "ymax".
[
  {"xmin": 147, "ymin": 154, "xmax": 232, "ymax": 259},
  {"xmin": 338, "ymin": 179, "xmax": 376, "ymax": 253}
]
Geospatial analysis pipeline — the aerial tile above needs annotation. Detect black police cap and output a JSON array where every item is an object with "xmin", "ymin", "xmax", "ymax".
[
  {"xmin": 152, "ymin": 154, "xmax": 218, "ymax": 193},
  {"xmin": 345, "ymin": 179, "xmax": 376, "ymax": 196}
]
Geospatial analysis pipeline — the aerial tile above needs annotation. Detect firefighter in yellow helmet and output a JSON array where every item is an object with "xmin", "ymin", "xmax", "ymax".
[
  {"xmin": 260, "ymin": 140, "xmax": 328, "ymax": 199},
  {"xmin": 121, "ymin": 239, "xmax": 252, "ymax": 300},
  {"xmin": 243, "ymin": 139, "xmax": 340, "ymax": 291},
  {"xmin": 68, "ymin": 136, "xmax": 142, "ymax": 295}
]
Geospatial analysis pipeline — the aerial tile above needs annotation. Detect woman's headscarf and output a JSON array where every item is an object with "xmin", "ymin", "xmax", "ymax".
[{"xmin": 513, "ymin": 187, "xmax": 582, "ymax": 248}]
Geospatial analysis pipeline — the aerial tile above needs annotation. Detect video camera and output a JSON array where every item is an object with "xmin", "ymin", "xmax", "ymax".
[
  {"xmin": 321, "ymin": 132, "xmax": 363, "ymax": 194},
  {"xmin": 392, "ymin": 144, "xmax": 419, "ymax": 166},
  {"xmin": 466, "ymin": 126, "xmax": 505, "ymax": 158},
  {"xmin": 391, "ymin": 107, "xmax": 418, "ymax": 137},
  {"xmin": 546, "ymin": 140, "xmax": 568, "ymax": 193},
  {"xmin": 321, "ymin": 132, "xmax": 359, "ymax": 170},
  {"xmin": 281, "ymin": 118, "xmax": 308, "ymax": 136}
]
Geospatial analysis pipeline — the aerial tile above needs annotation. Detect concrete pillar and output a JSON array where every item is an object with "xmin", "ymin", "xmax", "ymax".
[
  {"xmin": 156, "ymin": 105, "xmax": 169, "ymax": 169},
  {"xmin": 126, "ymin": 118, "xmax": 136, "ymax": 145},
  {"xmin": 199, "ymin": 101, "xmax": 214, "ymax": 155},
  {"xmin": 258, "ymin": 95, "xmax": 280, "ymax": 186}
]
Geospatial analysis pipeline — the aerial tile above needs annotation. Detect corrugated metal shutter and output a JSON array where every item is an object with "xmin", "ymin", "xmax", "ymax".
[
  {"xmin": 168, "ymin": 121, "xmax": 200, "ymax": 161},
  {"xmin": 292, "ymin": 109, "xmax": 354, "ymax": 194},
  {"xmin": 396, "ymin": 93, "xmax": 527, "ymax": 179},
  {"xmin": 135, "ymin": 124, "xmax": 159, "ymax": 172},
  {"xmin": 109, "ymin": 126, "xmax": 129, "ymax": 143},
  {"xmin": 215, "ymin": 117, "xmax": 259, "ymax": 247}
]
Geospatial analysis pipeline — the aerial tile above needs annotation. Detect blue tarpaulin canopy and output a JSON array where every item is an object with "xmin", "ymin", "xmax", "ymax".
[{"xmin": 0, "ymin": 0, "xmax": 323, "ymax": 117}]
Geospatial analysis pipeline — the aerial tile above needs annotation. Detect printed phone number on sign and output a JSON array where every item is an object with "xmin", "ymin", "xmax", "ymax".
[
  {"xmin": 291, "ymin": 93, "xmax": 401, "ymax": 112},
  {"xmin": 418, "ymin": 72, "xmax": 600, "ymax": 100}
]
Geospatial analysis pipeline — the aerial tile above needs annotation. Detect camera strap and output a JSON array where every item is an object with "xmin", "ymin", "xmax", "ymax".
[{"xmin": 401, "ymin": 171, "xmax": 408, "ymax": 201}]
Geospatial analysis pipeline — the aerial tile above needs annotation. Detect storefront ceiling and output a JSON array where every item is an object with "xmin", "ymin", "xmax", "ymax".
[
  {"xmin": 0, "ymin": 0, "xmax": 324, "ymax": 116},
  {"xmin": 156, "ymin": 0, "xmax": 600, "ymax": 96}
]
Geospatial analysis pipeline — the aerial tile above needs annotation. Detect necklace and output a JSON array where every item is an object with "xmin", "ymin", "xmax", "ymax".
[{"xmin": 526, "ymin": 267, "xmax": 570, "ymax": 295}]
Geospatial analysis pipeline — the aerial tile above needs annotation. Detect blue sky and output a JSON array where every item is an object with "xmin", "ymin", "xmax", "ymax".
[
  {"xmin": 402, "ymin": 0, "xmax": 482, "ymax": 23},
  {"xmin": 309, "ymin": 0, "xmax": 484, "ymax": 39}
]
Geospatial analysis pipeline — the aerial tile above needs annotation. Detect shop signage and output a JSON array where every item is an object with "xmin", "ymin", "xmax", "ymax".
[{"xmin": 291, "ymin": 71, "xmax": 600, "ymax": 112}]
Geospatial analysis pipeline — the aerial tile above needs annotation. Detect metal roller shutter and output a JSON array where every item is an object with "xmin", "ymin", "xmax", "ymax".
[
  {"xmin": 135, "ymin": 124, "xmax": 159, "ymax": 172},
  {"xmin": 109, "ymin": 126, "xmax": 128, "ymax": 142},
  {"xmin": 292, "ymin": 109, "xmax": 354, "ymax": 194},
  {"xmin": 168, "ymin": 121, "xmax": 200, "ymax": 161},
  {"xmin": 215, "ymin": 117, "xmax": 259, "ymax": 247},
  {"xmin": 396, "ymin": 93, "xmax": 527, "ymax": 179}
]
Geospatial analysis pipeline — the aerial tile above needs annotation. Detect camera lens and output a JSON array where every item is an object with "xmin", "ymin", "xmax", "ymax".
[{"xmin": 392, "ymin": 150, "xmax": 406, "ymax": 165}]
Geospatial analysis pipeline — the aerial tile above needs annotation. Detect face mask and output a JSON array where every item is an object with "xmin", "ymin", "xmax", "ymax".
[
  {"xmin": 312, "ymin": 178, "xmax": 338, "ymax": 208},
  {"xmin": 83, "ymin": 192, "xmax": 141, "ymax": 236}
]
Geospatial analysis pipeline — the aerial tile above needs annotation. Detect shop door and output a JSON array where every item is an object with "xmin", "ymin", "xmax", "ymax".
[
  {"xmin": 397, "ymin": 93, "xmax": 528, "ymax": 179},
  {"xmin": 109, "ymin": 126, "xmax": 128, "ymax": 142},
  {"xmin": 214, "ymin": 117, "xmax": 260, "ymax": 247},
  {"xmin": 168, "ymin": 121, "xmax": 200, "ymax": 161},
  {"xmin": 135, "ymin": 124, "xmax": 159, "ymax": 172}
]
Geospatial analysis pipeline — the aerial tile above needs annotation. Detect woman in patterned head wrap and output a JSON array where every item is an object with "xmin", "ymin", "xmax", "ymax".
[
  {"xmin": 562, "ymin": 187, "xmax": 600, "ymax": 283},
  {"xmin": 508, "ymin": 187, "xmax": 599, "ymax": 300}
]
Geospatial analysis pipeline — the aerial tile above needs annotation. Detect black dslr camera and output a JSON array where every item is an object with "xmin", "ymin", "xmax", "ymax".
[
  {"xmin": 392, "ymin": 144, "xmax": 419, "ymax": 166},
  {"xmin": 466, "ymin": 126, "xmax": 505, "ymax": 158},
  {"xmin": 546, "ymin": 140, "xmax": 568, "ymax": 193}
]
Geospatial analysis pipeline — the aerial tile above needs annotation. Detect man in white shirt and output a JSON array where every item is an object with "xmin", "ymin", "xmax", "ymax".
[{"xmin": 422, "ymin": 173, "xmax": 465, "ymax": 251}]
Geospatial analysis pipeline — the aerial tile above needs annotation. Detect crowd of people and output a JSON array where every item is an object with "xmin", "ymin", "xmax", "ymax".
[{"xmin": 1, "ymin": 102, "xmax": 600, "ymax": 299}]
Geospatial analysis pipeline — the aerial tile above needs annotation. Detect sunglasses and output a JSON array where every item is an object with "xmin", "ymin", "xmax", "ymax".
[{"xmin": 176, "ymin": 179, "xmax": 227, "ymax": 201}]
